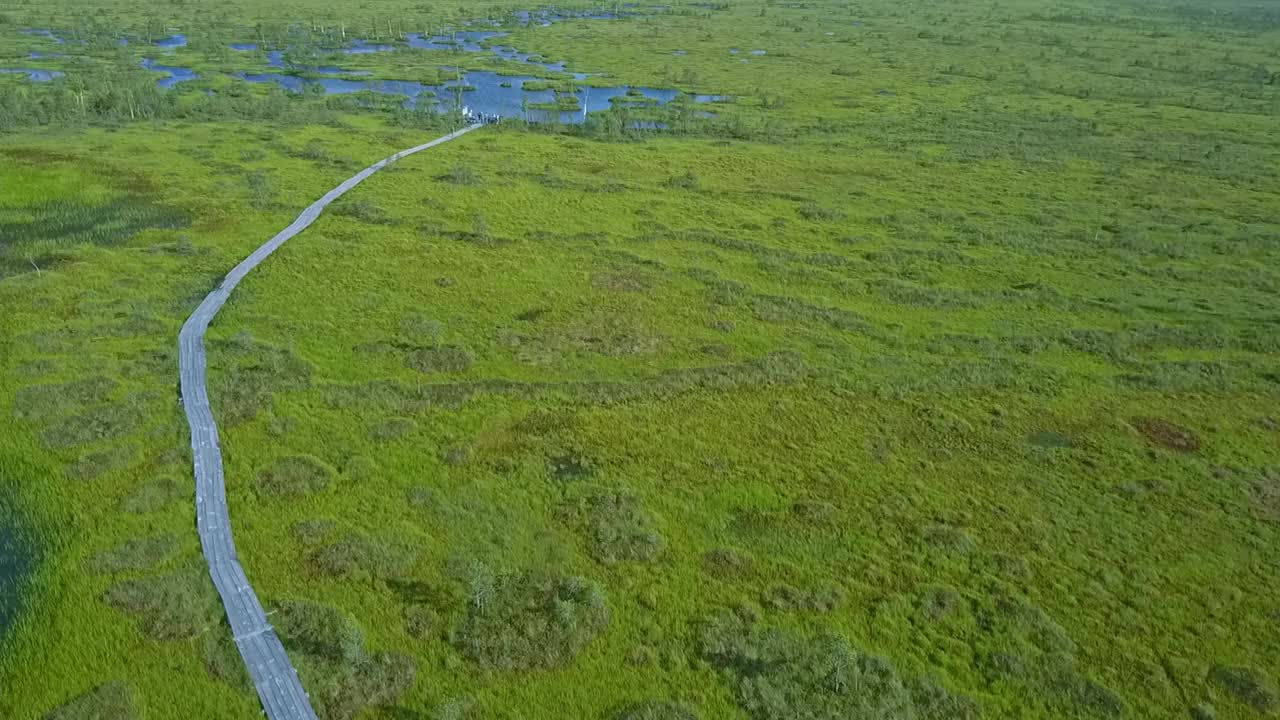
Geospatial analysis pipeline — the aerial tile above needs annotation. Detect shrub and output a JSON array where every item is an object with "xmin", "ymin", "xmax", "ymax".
[
  {"xmin": 312, "ymin": 534, "xmax": 417, "ymax": 580},
  {"xmin": 662, "ymin": 171, "xmax": 700, "ymax": 190},
  {"xmin": 39, "ymin": 396, "xmax": 151, "ymax": 449},
  {"xmin": 922, "ymin": 525, "xmax": 975, "ymax": 554},
  {"xmin": 614, "ymin": 701, "xmax": 700, "ymax": 720},
  {"xmin": 333, "ymin": 200, "xmax": 392, "ymax": 224},
  {"xmin": 797, "ymin": 202, "xmax": 847, "ymax": 222},
  {"xmin": 88, "ymin": 534, "xmax": 180, "ymax": 574},
  {"xmin": 274, "ymin": 599, "xmax": 365, "ymax": 664},
  {"xmin": 292, "ymin": 519, "xmax": 338, "ymax": 545},
  {"xmin": 202, "ymin": 620, "xmax": 251, "ymax": 691},
  {"xmin": 316, "ymin": 652, "xmax": 417, "ymax": 720},
  {"xmin": 103, "ymin": 566, "xmax": 216, "ymax": 640},
  {"xmin": 404, "ymin": 604, "xmax": 438, "ymax": 639},
  {"xmin": 761, "ymin": 583, "xmax": 844, "ymax": 613},
  {"xmin": 561, "ymin": 491, "xmax": 663, "ymax": 565},
  {"xmin": 437, "ymin": 165, "xmax": 479, "ymax": 185},
  {"xmin": 703, "ymin": 547, "xmax": 755, "ymax": 579},
  {"xmin": 1209, "ymin": 665, "xmax": 1279, "ymax": 713},
  {"xmin": 66, "ymin": 446, "xmax": 135, "ymax": 481},
  {"xmin": 454, "ymin": 570, "xmax": 610, "ymax": 671},
  {"xmin": 255, "ymin": 455, "xmax": 334, "ymax": 497},
  {"xmin": 400, "ymin": 315, "xmax": 444, "ymax": 346},
  {"xmin": 698, "ymin": 612, "xmax": 978, "ymax": 720},
  {"xmin": 407, "ymin": 346, "xmax": 475, "ymax": 374},
  {"xmin": 1130, "ymin": 417, "xmax": 1201, "ymax": 453},
  {"xmin": 369, "ymin": 417, "xmax": 416, "ymax": 442},
  {"xmin": 42, "ymin": 681, "xmax": 137, "ymax": 720},
  {"xmin": 273, "ymin": 599, "xmax": 418, "ymax": 720},
  {"xmin": 209, "ymin": 340, "xmax": 312, "ymax": 425},
  {"xmin": 120, "ymin": 477, "xmax": 186, "ymax": 514},
  {"xmin": 343, "ymin": 455, "xmax": 377, "ymax": 481},
  {"xmin": 13, "ymin": 376, "xmax": 116, "ymax": 422}
]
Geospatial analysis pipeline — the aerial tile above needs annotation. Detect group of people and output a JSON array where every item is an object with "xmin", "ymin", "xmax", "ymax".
[{"xmin": 462, "ymin": 107, "xmax": 501, "ymax": 125}]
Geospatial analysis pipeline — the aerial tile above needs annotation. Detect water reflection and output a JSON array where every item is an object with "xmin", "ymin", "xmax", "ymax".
[{"xmin": 141, "ymin": 58, "xmax": 199, "ymax": 87}]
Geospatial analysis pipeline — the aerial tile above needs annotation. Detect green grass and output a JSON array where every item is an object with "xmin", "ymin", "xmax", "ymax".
[{"xmin": 1, "ymin": 0, "xmax": 1279, "ymax": 719}]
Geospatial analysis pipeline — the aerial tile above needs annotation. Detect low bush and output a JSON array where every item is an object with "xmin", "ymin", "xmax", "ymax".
[
  {"xmin": 333, "ymin": 200, "xmax": 393, "ymax": 225},
  {"xmin": 42, "ymin": 681, "xmax": 137, "ymax": 720},
  {"xmin": 698, "ymin": 612, "xmax": 979, "ymax": 720},
  {"xmin": 369, "ymin": 417, "xmax": 416, "ymax": 442},
  {"xmin": 761, "ymin": 583, "xmax": 844, "ymax": 613},
  {"xmin": 614, "ymin": 701, "xmax": 700, "ymax": 720},
  {"xmin": 922, "ymin": 525, "xmax": 975, "ymax": 554},
  {"xmin": 407, "ymin": 346, "xmax": 475, "ymax": 374},
  {"xmin": 315, "ymin": 651, "xmax": 417, "ymax": 720},
  {"xmin": 273, "ymin": 599, "xmax": 418, "ymax": 720},
  {"xmin": 88, "ymin": 534, "xmax": 180, "ymax": 574},
  {"xmin": 703, "ymin": 547, "xmax": 755, "ymax": 579},
  {"xmin": 274, "ymin": 599, "xmax": 365, "ymax": 664},
  {"xmin": 120, "ymin": 477, "xmax": 187, "ymax": 514},
  {"xmin": 292, "ymin": 519, "xmax": 338, "ymax": 545},
  {"xmin": 312, "ymin": 534, "xmax": 417, "ymax": 580},
  {"xmin": 39, "ymin": 395, "xmax": 152, "ymax": 449},
  {"xmin": 202, "ymin": 620, "xmax": 251, "ymax": 691},
  {"xmin": 255, "ymin": 455, "xmax": 334, "ymax": 497},
  {"xmin": 454, "ymin": 569, "xmax": 610, "ymax": 671},
  {"xmin": 103, "ymin": 565, "xmax": 216, "ymax": 640},
  {"xmin": 561, "ymin": 490, "xmax": 663, "ymax": 565},
  {"xmin": 13, "ymin": 376, "xmax": 117, "ymax": 422},
  {"xmin": 437, "ymin": 165, "xmax": 479, "ymax": 185},
  {"xmin": 209, "ymin": 339, "xmax": 312, "ymax": 426},
  {"xmin": 65, "ymin": 446, "xmax": 135, "ymax": 481},
  {"xmin": 1209, "ymin": 664, "xmax": 1279, "ymax": 713}
]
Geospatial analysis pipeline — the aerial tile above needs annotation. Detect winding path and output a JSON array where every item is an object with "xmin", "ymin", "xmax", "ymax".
[{"xmin": 178, "ymin": 125, "xmax": 480, "ymax": 720}]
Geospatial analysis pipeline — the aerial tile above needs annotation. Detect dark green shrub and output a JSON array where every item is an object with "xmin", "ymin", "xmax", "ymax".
[
  {"xmin": 312, "ymin": 534, "xmax": 417, "ymax": 580},
  {"xmin": 202, "ymin": 620, "xmax": 251, "ymax": 691},
  {"xmin": 797, "ymin": 202, "xmax": 846, "ymax": 221},
  {"xmin": 66, "ymin": 446, "xmax": 135, "ymax": 481},
  {"xmin": 13, "ymin": 376, "xmax": 116, "ymax": 422},
  {"xmin": 407, "ymin": 346, "xmax": 475, "ymax": 374},
  {"xmin": 120, "ymin": 477, "xmax": 186, "ymax": 514},
  {"xmin": 761, "ymin": 584, "xmax": 844, "ymax": 612},
  {"xmin": 1209, "ymin": 665, "xmax": 1278, "ymax": 713},
  {"xmin": 255, "ymin": 455, "xmax": 334, "ymax": 497},
  {"xmin": 454, "ymin": 570, "xmax": 609, "ymax": 671},
  {"xmin": 369, "ymin": 417, "xmax": 416, "ymax": 441},
  {"xmin": 698, "ymin": 612, "xmax": 978, "ymax": 720},
  {"xmin": 922, "ymin": 525, "xmax": 975, "ymax": 554},
  {"xmin": 39, "ymin": 395, "xmax": 151, "ymax": 449},
  {"xmin": 88, "ymin": 534, "xmax": 180, "ymax": 574},
  {"xmin": 437, "ymin": 165, "xmax": 479, "ymax": 185},
  {"xmin": 103, "ymin": 566, "xmax": 216, "ymax": 640},
  {"xmin": 703, "ymin": 547, "xmax": 755, "ymax": 579},
  {"xmin": 209, "ymin": 339, "xmax": 312, "ymax": 426},
  {"xmin": 42, "ymin": 681, "xmax": 137, "ymax": 720},
  {"xmin": 292, "ymin": 519, "xmax": 338, "ymax": 545},
  {"xmin": 274, "ymin": 599, "xmax": 365, "ymax": 664},
  {"xmin": 614, "ymin": 700, "xmax": 700, "ymax": 720},
  {"xmin": 561, "ymin": 490, "xmax": 663, "ymax": 565},
  {"xmin": 662, "ymin": 171, "xmax": 699, "ymax": 190},
  {"xmin": 315, "ymin": 652, "xmax": 417, "ymax": 720}
]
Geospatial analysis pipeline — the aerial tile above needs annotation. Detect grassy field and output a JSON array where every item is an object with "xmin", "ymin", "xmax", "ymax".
[{"xmin": 2, "ymin": 0, "xmax": 1279, "ymax": 719}]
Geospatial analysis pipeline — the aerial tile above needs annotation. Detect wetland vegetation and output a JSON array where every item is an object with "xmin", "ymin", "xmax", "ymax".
[{"xmin": 1, "ymin": 0, "xmax": 1278, "ymax": 718}]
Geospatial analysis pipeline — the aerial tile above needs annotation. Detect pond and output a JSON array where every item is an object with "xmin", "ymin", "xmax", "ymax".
[
  {"xmin": 0, "ymin": 69, "xmax": 64, "ymax": 82},
  {"xmin": 0, "ymin": 511, "xmax": 36, "ymax": 651},
  {"xmin": 20, "ymin": 29, "xmax": 64, "ymax": 44},
  {"xmin": 233, "ymin": 67, "xmax": 694, "ymax": 124},
  {"xmin": 153, "ymin": 33, "xmax": 187, "ymax": 48},
  {"xmin": 13, "ymin": 8, "xmax": 732, "ymax": 126},
  {"xmin": 141, "ymin": 58, "xmax": 199, "ymax": 88}
]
